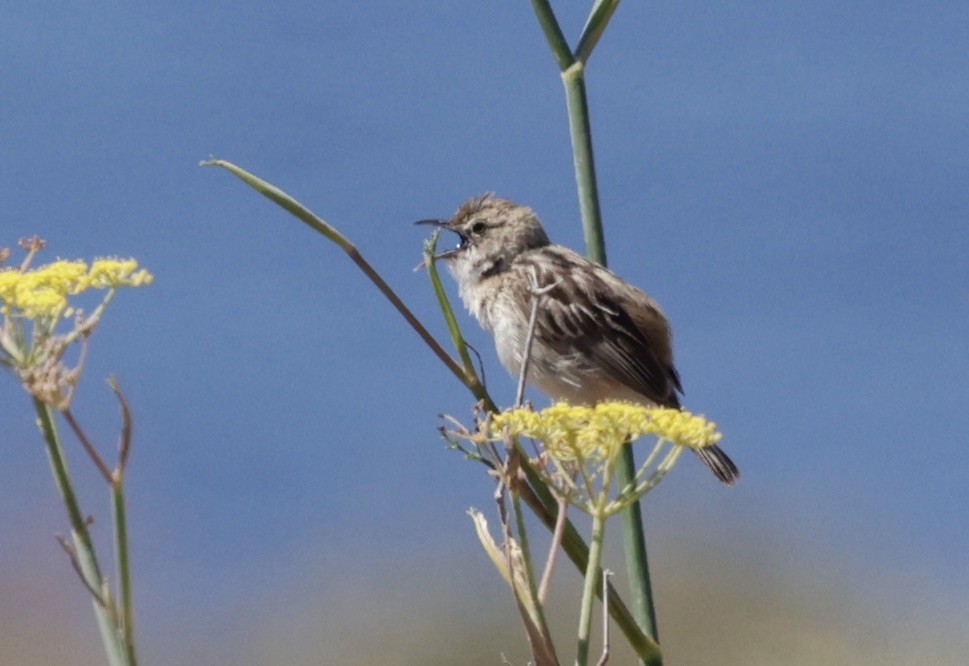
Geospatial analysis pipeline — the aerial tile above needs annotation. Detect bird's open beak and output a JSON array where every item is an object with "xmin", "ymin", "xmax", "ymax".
[
  {"xmin": 414, "ymin": 218, "xmax": 466, "ymax": 261},
  {"xmin": 414, "ymin": 218, "xmax": 450, "ymax": 229}
]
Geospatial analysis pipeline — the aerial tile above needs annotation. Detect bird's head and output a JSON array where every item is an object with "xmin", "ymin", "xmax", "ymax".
[{"xmin": 416, "ymin": 194, "xmax": 550, "ymax": 283}]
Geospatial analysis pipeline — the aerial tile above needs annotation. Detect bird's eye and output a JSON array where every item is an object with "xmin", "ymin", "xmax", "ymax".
[{"xmin": 470, "ymin": 221, "xmax": 486, "ymax": 235}]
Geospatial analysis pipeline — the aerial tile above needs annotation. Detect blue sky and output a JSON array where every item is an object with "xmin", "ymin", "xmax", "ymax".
[{"xmin": 2, "ymin": 3, "xmax": 967, "ymax": 663}]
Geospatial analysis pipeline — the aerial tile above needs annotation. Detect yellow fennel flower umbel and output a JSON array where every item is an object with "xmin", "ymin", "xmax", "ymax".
[
  {"xmin": 491, "ymin": 402, "xmax": 722, "ymax": 464},
  {"xmin": 0, "ymin": 258, "xmax": 153, "ymax": 321}
]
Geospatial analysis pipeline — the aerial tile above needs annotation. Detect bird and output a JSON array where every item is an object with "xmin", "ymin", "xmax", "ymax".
[{"xmin": 417, "ymin": 193, "xmax": 738, "ymax": 484}]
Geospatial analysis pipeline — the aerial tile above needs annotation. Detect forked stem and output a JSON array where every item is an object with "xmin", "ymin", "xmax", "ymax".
[
  {"xmin": 34, "ymin": 399, "xmax": 129, "ymax": 666},
  {"xmin": 527, "ymin": 2, "xmax": 660, "ymax": 660}
]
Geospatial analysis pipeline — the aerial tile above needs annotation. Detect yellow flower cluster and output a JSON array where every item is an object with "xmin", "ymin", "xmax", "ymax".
[
  {"xmin": 491, "ymin": 402, "xmax": 722, "ymax": 463},
  {"xmin": 0, "ymin": 258, "xmax": 153, "ymax": 320},
  {"xmin": 645, "ymin": 407, "xmax": 724, "ymax": 450}
]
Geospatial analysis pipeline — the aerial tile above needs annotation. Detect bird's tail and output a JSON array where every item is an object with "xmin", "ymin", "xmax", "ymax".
[{"xmin": 694, "ymin": 444, "xmax": 739, "ymax": 485}]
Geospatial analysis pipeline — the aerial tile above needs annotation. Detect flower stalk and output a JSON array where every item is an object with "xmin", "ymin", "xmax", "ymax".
[
  {"xmin": 466, "ymin": 403, "xmax": 721, "ymax": 665},
  {"xmin": 34, "ymin": 398, "xmax": 128, "ymax": 666},
  {"xmin": 526, "ymin": 2, "xmax": 661, "ymax": 657},
  {"xmin": 2, "ymin": 242, "xmax": 147, "ymax": 666},
  {"xmin": 577, "ymin": 510, "xmax": 608, "ymax": 666}
]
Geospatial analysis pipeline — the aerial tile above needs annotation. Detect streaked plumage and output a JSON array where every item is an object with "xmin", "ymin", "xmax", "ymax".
[{"xmin": 421, "ymin": 194, "xmax": 738, "ymax": 484}]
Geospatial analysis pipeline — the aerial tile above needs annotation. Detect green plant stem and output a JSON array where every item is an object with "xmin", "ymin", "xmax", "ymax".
[
  {"xmin": 576, "ymin": 510, "xmax": 607, "ymax": 666},
  {"xmin": 108, "ymin": 377, "xmax": 137, "ymax": 663},
  {"xmin": 112, "ymin": 479, "xmax": 137, "ymax": 665},
  {"xmin": 527, "ymin": 2, "xmax": 607, "ymax": 263},
  {"xmin": 615, "ymin": 446, "xmax": 658, "ymax": 640},
  {"xmin": 424, "ymin": 234, "xmax": 496, "ymax": 409},
  {"xmin": 33, "ymin": 398, "xmax": 127, "ymax": 666},
  {"xmin": 529, "ymin": 0, "xmax": 573, "ymax": 69},
  {"xmin": 576, "ymin": 0, "xmax": 623, "ymax": 63},
  {"xmin": 529, "ymin": 2, "xmax": 660, "ymax": 660},
  {"xmin": 561, "ymin": 64, "xmax": 606, "ymax": 265}
]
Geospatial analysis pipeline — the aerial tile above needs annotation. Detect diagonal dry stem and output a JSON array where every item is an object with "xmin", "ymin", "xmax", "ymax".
[{"xmin": 201, "ymin": 158, "xmax": 478, "ymax": 397}]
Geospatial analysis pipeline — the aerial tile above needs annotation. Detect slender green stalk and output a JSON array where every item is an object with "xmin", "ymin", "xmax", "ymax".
[
  {"xmin": 112, "ymin": 480, "xmax": 136, "ymax": 665},
  {"xmin": 108, "ymin": 377, "xmax": 137, "ymax": 663},
  {"xmin": 33, "ymin": 398, "xmax": 127, "ymax": 666},
  {"xmin": 529, "ymin": 0, "xmax": 573, "ymax": 70},
  {"xmin": 614, "ymin": 447, "xmax": 658, "ymax": 639},
  {"xmin": 423, "ymin": 234, "xmax": 497, "ymax": 410},
  {"xmin": 561, "ymin": 65, "xmax": 606, "ymax": 265},
  {"xmin": 528, "ymin": 2, "xmax": 660, "ymax": 659},
  {"xmin": 576, "ymin": 0, "xmax": 624, "ymax": 63},
  {"xmin": 576, "ymin": 510, "xmax": 607, "ymax": 666}
]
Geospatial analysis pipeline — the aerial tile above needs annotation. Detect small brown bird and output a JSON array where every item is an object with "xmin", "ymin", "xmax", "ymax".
[{"xmin": 418, "ymin": 194, "xmax": 738, "ymax": 484}]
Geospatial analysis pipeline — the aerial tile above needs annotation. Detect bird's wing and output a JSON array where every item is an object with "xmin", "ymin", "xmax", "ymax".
[{"xmin": 529, "ymin": 255, "xmax": 682, "ymax": 407}]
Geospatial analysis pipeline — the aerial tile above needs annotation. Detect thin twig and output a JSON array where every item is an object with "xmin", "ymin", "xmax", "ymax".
[
  {"xmin": 108, "ymin": 377, "xmax": 133, "ymax": 478},
  {"xmin": 62, "ymin": 408, "xmax": 113, "ymax": 484},
  {"xmin": 55, "ymin": 535, "xmax": 108, "ymax": 607},
  {"xmin": 53, "ymin": 330, "xmax": 91, "ymax": 409},
  {"xmin": 515, "ymin": 270, "xmax": 561, "ymax": 407},
  {"xmin": 18, "ymin": 236, "xmax": 46, "ymax": 270},
  {"xmin": 596, "ymin": 569, "xmax": 615, "ymax": 666},
  {"xmin": 537, "ymin": 497, "xmax": 569, "ymax": 604},
  {"xmin": 463, "ymin": 341, "xmax": 488, "ymax": 391},
  {"xmin": 494, "ymin": 478, "xmax": 521, "ymax": 605}
]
